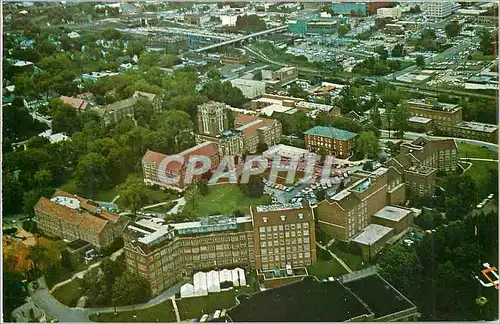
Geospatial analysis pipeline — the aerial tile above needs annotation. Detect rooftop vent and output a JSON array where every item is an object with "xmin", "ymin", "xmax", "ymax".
[
  {"xmin": 280, "ymin": 215, "xmax": 286, "ymax": 221},
  {"xmin": 263, "ymin": 217, "xmax": 268, "ymax": 223},
  {"xmin": 298, "ymin": 213, "xmax": 304, "ymax": 219}
]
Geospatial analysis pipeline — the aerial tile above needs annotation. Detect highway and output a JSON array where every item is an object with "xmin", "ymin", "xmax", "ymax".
[{"xmin": 190, "ymin": 25, "xmax": 288, "ymax": 53}]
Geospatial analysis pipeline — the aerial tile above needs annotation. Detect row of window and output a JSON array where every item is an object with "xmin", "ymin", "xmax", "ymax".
[
  {"xmin": 259, "ymin": 222, "xmax": 309, "ymax": 233},
  {"xmin": 260, "ymin": 236, "xmax": 308, "ymax": 247}
]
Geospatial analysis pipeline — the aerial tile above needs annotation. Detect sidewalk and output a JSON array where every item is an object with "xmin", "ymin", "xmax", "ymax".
[{"xmin": 316, "ymin": 242, "xmax": 353, "ymax": 273}]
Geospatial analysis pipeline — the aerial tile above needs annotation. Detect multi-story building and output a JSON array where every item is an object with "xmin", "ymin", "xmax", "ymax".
[
  {"xmin": 230, "ymin": 79, "xmax": 266, "ymax": 99},
  {"xmin": 97, "ymin": 91, "xmax": 161, "ymax": 125},
  {"xmin": 34, "ymin": 190, "xmax": 130, "ymax": 249},
  {"xmin": 261, "ymin": 66, "xmax": 298, "ymax": 89},
  {"xmin": 377, "ymin": 7, "xmax": 402, "ymax": 19},
  {"xmin": 250, "ymin": 203, "xmax": 316, "ymax": 271},
  {"xmin": 401, "ymin": 137, "xmax": 458, "ymax": 173},
  {"xmin": 197, "ymin": 101, "xmax": 229, "ymax": 137},
  {"xmin": 250, "ymin": 94, "xmax": 340, "ymax": 118},
  {"xmin": 124, "ymin": 216, "xmax": 255, "ymax": 296},
  {"xmin": 386, "ymin": 138, "xmax": 457, "ymax": 197},
  {"xmin": 124, "ymin": 202, "xmax": 317, "ymax": 296},
  {"xmin": 316, "ymin": 167, "xmax": 406, "ymax": 241},
  {"xmin": 421, "ymin": 1, "xmax": 455, "ymax": 19},
  {"xmin": 406, "ymin": 98, "xmax": 462, "ymax": 135},
  {"xmin": 59, "ymin": 96, "xmax": 90, "ymax": 114},
  {"xmin": 303, "ymin": 126, "xmax": 358, "ymax": 159},
  {"xmin": 234, "ymin": 113, "xmax": 282, "ymax": 153},
  {"xmin": 142, "ymin": 141, "xmax": 219, "ymax": 191},
  {"xmin": 454, "ymin": 121, "xmax": 498, "ymax": 144}
]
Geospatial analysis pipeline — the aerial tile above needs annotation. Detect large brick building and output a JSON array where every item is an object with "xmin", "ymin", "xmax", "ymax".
[
  {"xmin": 250, "ymin": 203, "xmax": 316, "ymax": 271},
  {"xmin": 34, "ymin": 190, "xmax": 130, "ymax": 249},
  {"xmin": 304, "ymin": 125, "xmax": 358, "ymax": 159},
  {"xmin": 97, "ymin": 91, "xmax": 161, "ymax": 125},
  {"xmin": 142, "ymin": 141, "xmax": 219, "ymax": 191},
  {"xmin": 123, "ymin": 202, "xmax": 317, "ymax": 296},
  {"xmin": 386, "ymin": 137, "xmax": 457, "ymax": 197},
  {"xmin": 406, "ymin": 98, "xmax": 462, "ymax": 135},
  {"xmin": 315, "ymin": 167, "xmax": 406, "ymax": 241},
  {"xmin": 196, "ymin": 102, "xmax": 282, "ymax": 157}
]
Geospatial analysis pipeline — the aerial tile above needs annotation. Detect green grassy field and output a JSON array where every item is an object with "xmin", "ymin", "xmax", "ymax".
[
  {"xmin": 470, "ymin": 51, "xmax": 494, "ymax": 61},
  {"xmin": 58, "ymin": 179, "xmax": 119, "ymax": 202},
  {"xmin": 328, "ymin": 246, "xmax": 367, "ymax": 271},
  {"xmin": 186, "ymin": 184, "xmax": 272, "ymax": 217},
  {"xmin": 51, "ymin": 279, "xmax": 83, "ymax": 307},
  {"xmin": 458, "ymin": 143, "xmax": 498, "ymax": 160},
  {"xmin": 89, "ymin": 301, "xmax": 177, "ymax": 322},
  {"xmin": 465, "ymin": 161, "xmax": 497, "ymax": 200},
  {"xmin": 306, "ymin": 251, "xmax": 349, "ymax": 279}
]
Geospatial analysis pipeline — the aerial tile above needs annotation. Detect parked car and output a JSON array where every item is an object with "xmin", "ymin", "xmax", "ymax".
[{"xmin": 488, "ymin": 194, "xmax": 494, "ymax": 199}]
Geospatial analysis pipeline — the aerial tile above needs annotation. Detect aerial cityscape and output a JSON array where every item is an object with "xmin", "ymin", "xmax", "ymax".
[{"xmin": 2, "ymin": 1, "xmax": 499, "ymax": 322}]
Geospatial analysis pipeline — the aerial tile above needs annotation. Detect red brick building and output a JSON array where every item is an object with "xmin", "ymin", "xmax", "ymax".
[{"xmin": 142, "ymin": 142, "xmax": 219, "ymax": 191}]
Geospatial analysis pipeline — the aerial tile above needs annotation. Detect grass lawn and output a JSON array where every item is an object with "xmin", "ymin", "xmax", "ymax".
[
  {"xmin": 186, "ymin": 184, "xmax": 272, "ymax": 217},
  {"xmin": 458, "ymin": 143, "xmax": 498, "ymax": 160},
  {"xmin": 51, "ymin": 278, "xmax": 83, "ymax": 307},
  {"xmin": 89, "ymin": 301, "xmax": 177, "ymax": 322},
  {"xmin": 470, "ymin": 51, "xmax": 494, "ymax": 61},
  {"xmin": 177, "ymin": 287, "xmax": 252, "ymax": 321},
  {"xmin": 306, "ymin": 253, "xmax": 349, "ymax": 279},
  {"xmin": 328, "ymin": 246, "xmax": 366, "ymax": 271},
  {"xmin": 465, "ymin": 161, "xmax": 497, "ymax": 200},
  {"xmin": 58, "ymin": 178, "xmax": 119, "ymax": 202}
]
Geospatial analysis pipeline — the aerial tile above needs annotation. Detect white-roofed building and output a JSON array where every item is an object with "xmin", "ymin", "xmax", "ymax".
[
  {"xmin": 180, "ymin": 283, "xmax": 195, "ymax": 298},
  {"xmin": 230, "ymin": 79, "xmax": 266, "ymax": 99},
  {"xmin": 372, "ymin": 206, "xmax": 414, "ymax": 235},
  {"xmin": 231, "ymin": 268, "xmax": 240, "ymax": 287},
  {"xmin": 207, "ymin": 270, "xmax": 221, "ymax": 293},
  {"xmin": 219, "ymin": 269, "xmax": 233, "ymax": 286},
  {"xmin": 193, "ymin": 271, "xmax": 208, "ymax": 296},
  {"xmin": 351, "ymin": 224, "xmax": 394, "ymax": 261},
  {"xmin": 236, "ymin": 267, "xmax": 246, "ymax": 286}
]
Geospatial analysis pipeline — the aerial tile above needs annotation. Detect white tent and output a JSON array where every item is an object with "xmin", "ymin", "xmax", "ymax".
[
  {"xmin": 207, "ymin": 270, "xmax": 221, "ymax": 293},
  {"xmin": 219, "ymin": 269, "xmax": 233, "ymax": 286},
  {"xmin": 231, "ymin": 268, "xmax": 240, "ymax": 287},
  {"xmin": 236, "ymin": 267, "xmax": 246, "ymax": 286},
  {"xmin": 180, "ymin": 283, "xmax": 195, "ymax": 298},
  {"xmin": 193, "ymin": 271, "xmax": 208, "ymax": 296}
]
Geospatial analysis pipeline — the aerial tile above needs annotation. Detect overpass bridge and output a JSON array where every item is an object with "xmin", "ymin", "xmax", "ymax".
[{"xmin": 189, "ymin": 25, "xmax": 288, "ymax": 53}]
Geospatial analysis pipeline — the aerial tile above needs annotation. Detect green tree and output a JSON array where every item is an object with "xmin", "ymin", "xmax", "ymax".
[
  {"xmin": 3, "ymin": 272, "xmax": 29, "ymax": 322},
  {"xmin": 50, "ymin": 99, "xmax": 80, "ymax": 135},
  {"xmin": 369, "ymin": 104, "xmax": 382, "ymax": 128},
  {"xmin": 134, "ymin": 97, "xmax": 154, "ymax": 126},
  {"xmin": 479, "ymin": 28, "xmax": 493, "ymax": 55},
  {"xmin": 392, "ymin": 102, "xmax": 409, "ymax": 138},
  {"xmin": 102, "ymin": 28, "xmax": 122, "ymax": 40},
  {"xmin": 256, "ymin": 142, "xmax": 268, "ymax": 154},
  {"xmin": 356, "ymin": 131, "xmax": 380, "ymax": 158},
  {"xmin": 3, "ymin": 173, "xmax": 24, "ymax": 215},
  {"xmin": 235, "ymin": 15, "xmax": 267, "ymax": 33},
  {"xmin": 287, "ymin": 83, "xmax": 308, "ymax": 99},
  {"xmin": 112, "ymin": 271, "xmax": 151, "ymax": 306},
  {"xmin": 240, "ymin": 174, "xmax": 264, "ymax": 198},
  {"xmin": 375, "ymin": 45, "xmax": 388, "ymax": 60},
  {"xmin": 443, "ymin": 174, "xmax": 477, "ymax": 220},
  {"xmin": 118, "ymin": 175, "xmax": 150, "ymax": 217},
  {"xmin": 416, "ymin": 55, "xmax": 425, "ymax": 67},
  {"xmin": 445, "ymin": 21, "xmax": 461, "ymax": 38},
  {"xmin": 197, "ymin": 179, "xmax": 209, "ymax": 196},
  {"xmin": 391, "ymin": 43, "xmax": 405, "ymax": 57},
  {"xmin": 75, "ymin": 153, "xmax": 110, "ymax": 197},
  {"xmin": 337, "ymin": 24, "xmax": 351, "ymax": 37}
]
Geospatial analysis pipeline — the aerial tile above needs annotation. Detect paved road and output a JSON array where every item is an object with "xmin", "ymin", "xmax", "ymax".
[
  {"xmin": 459, "ymin": 158, "xmax": 498, "ymax": 162},
  {"xmin": 170, "ymin": 297, "xmax": 181, "ymax": 322},
  {"xmin": 167, "ymin": 197, "xmax": 186, "ymax": 215},
  {"xmin": 380, "ymin": 130, "xmax": 498, "ymax": 151},
  {"xmin": 31, "ymin": 276, "xmax": 183, "ymax": 322}
]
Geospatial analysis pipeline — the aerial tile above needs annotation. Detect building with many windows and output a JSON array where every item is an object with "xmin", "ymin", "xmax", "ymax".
[
  {"xmin": 124, "ymin": 202, "xmax": 316, "ymax": 296},
  {"xmin": 421, "ymin": 1, "xmax": 455, "ymax": 19},
  {"xmin": 141, "ymin": 141, "xmax": 219, "ymax": 191},
  {"xmin": 250, "ymin": 203, "xmax": 316, "ymax": 271},
  {"xmin": 124, "ymin": 216, "xmax": 255, "ymax": 296},
  {"xmin": 34, "ymin": 190, "xmax": 130, "ymax": 250},
  {"xmin": 406, "ymin": 98, "xmax": 462, "ymax": 135},
  {"xmin": 303, "ymin": 126, "xmax": 358, "ymax": 159},
  {"xmin": 197, "ymin": 101, "xmax": 230, "ymax": 137},
  {"xmin": 454, "ymin": 121, "xmax": 498, "ymax": 143},
  {"xmin": 316, "ymin": 167, "xmax": 406, "ymax": 241},
  {"xmin": 234, "ymin": 113, "xmax": 282, "ymax": 153}
]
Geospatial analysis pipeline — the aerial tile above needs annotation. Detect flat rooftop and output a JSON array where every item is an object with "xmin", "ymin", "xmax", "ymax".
[
  {"xmin": 263, "ymin": 144, "xmax": 312, "ymax": 159},
  {"xmin": 227, "ymin": 278, "xmax": 371, "ymax": 322},
  {"xmin": 407, "ymin": 99, "xmax": 460, "ymax": 113},
  {"xmin": 344, "ymin": 274, "xmax": 416, "ymax": 318},
  {"xmin": 455, "ymin": 121, "xmax": 498, "ymax": 133},
  {"xmin": 409, "ymin": 116, "xmax": 433, "ymax": 124},
  {"xmin": 351, "ymin": 224, "xmax": 393, "ymax": 246},
  {"xmin": 373, "ymin": 206, "xmax": 412, "ymax": 222},
  {"xmin": 255, "ymin": 202, "xmax": 304, "ymax": 213}
]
